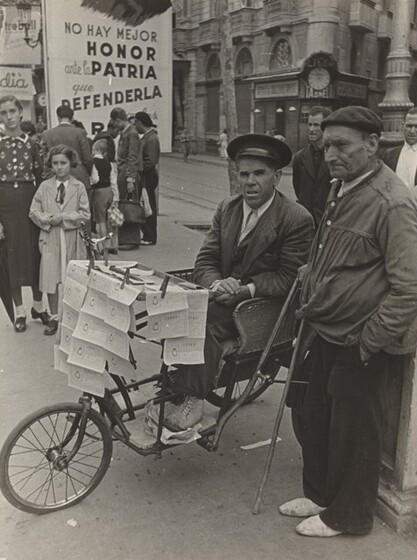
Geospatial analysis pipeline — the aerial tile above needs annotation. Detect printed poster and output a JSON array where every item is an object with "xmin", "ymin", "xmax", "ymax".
[{"xmin": 43, "ymin": 0, "xmax": 172, "ymax": 149}]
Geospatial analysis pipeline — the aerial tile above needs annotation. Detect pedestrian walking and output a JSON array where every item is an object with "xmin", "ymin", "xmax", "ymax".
[
  {"xmin": 292, "ymin": 106, "xmax": 332, "ymax": 227},
  {"xmin": 179, "ymin": 127, "xmax": 191, "ymax": 162},
  {"xmin": 280, "ymin": 106, "xmax": 417, "ymax": 537},
  {"xmin": 29, "ymin": 145, "xmax": 90, "ymax": 336},
  {"xmin": 0, "ymin": 95, "xmax": 49, "ymax": 333},
  {"xmin": 217, "ymin": 129, "xmax": 228, "ymax": 159},
  {"xmin": 135, "ymin": 111, "xmax": 160, "ymax": 246}
]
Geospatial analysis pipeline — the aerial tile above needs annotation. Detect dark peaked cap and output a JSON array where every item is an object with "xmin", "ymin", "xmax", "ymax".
[
  {"xmin": 227, "ymin": 133, "xmax": 293, "ymax": 168},
  {"xmin": 135, "ymin": 111, "xmax": 155, "ymax": 127},
  {"xmin": 321, "ymin": 106, "xmax": 383, "ymax": 136}
]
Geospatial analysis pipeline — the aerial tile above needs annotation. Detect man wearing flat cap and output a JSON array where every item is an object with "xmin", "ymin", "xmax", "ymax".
[
  {"xmin": 163, "ymin": 133, "xmax": 314, "ymax": 431},
  {"xmin": 280, "ymin": 106, "xmax": 417, "ymax": 537}
]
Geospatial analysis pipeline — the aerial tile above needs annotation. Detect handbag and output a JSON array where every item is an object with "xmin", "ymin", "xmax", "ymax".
[
  {"xmin": 140, "ymin": 188, "xmax": 153, "ymax": 218},
  {"xmin": 118, "ymin": 198, "xmax": 146, "ymax": 224},
  {"xmin": 107, "ymin": 206, "xmax": 124, "ymax": 228}
]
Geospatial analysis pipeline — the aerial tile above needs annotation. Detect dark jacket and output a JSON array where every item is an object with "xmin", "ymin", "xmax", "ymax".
[
  {"xmin": 301, "ymin": 162, "xmax": 417, "ymax": 355},
  {"xmin": 292, "ymin": 144, "xmax": 332, "ymax": 227},
  {"xmin": 41, "ymin": 123, "xmax": 93, "ymax": 189},
  {"xmin": 194, "ymin": 192, "xmax": 314, "ymax": 298},
  {"xmin": 117, "ymin": 124, "xmax": 142, "ymax": 180},
  {"xmin": 141, "ymin": 128, "xmax": 160, "ymax": 191},
  {"xmin": 92, "ymin": 156, "xmax": 111, "ymax": 189},
  {"xmin": 383, "ymin": 143, "xmax": 417, "ymax": 186}
]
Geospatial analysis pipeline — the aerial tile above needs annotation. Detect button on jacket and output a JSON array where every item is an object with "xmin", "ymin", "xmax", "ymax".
[{"xmin": 301, "ymin": 161, "xmax": 417, "ymax": 355}]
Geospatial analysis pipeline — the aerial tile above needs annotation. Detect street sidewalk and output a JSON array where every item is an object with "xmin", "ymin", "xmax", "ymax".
[
  {"xmin": 165, "ymin": 149, "xmax": 293, "ymax": 174},
  {"xmin": 1, "ymin": 186, "xmax": 416, "ymax": 559}
]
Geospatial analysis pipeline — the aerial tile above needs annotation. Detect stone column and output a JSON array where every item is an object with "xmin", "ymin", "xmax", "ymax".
[
  {"xmin": 377, "ymin": 355, "xmax": 417, "ymax": 536},
  {"xmin": 378, "ymin": 0, "xmax": 414, "ymax": 145}
]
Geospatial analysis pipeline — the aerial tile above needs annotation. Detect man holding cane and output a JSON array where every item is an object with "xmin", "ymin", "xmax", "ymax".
[{"xmin": 280, "ymin": 107, "xmax": 417, "ymax": 537}]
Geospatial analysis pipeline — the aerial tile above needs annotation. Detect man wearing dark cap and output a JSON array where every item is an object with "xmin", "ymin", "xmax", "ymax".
[
  {"xmin": 163, "ymin": 133, "xmax": 314, "ymax": 431},
  {"xmin": 135, "ymin": 111, "xmax": 160, "ymax": 245},
  {"xmin": 280, "ymin": 106, "xmax": 417, "ymax": 537}
]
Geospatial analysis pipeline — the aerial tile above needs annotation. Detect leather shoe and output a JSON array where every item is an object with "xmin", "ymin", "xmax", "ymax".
[
  {"xmin": 44, "ymin": 318, "xmax": 58, "ymax": 336},
  {"xmin": 295, "ymin": 515, "xmax": 342, "ymax": 537},
  {"xmin": 31, "ymin": 307, "xmax": 50, "ymax": 325},
  {"xmin": 279, "ymin": 498, "xmax": 325, "ymax": 518},
  {"xmin": 14, "ymin": 316, "xmax": 26, "ymax": 333}
]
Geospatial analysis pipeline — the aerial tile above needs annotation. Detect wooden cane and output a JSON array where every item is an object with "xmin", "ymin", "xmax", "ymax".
[{"xmin": 253, "ymin": 317, "xmax": 308, "ymax": 515}]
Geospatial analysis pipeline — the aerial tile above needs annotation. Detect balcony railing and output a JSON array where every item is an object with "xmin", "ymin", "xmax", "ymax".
[
  {"xmin": 199, "ymin": 18, "xmax": 220, "ymax": 46},
  {"xmin": 173, "ymin": 28, "xmax": 190, "ymax": 52},
  {"xmin": 349, "ymin": 0, "xmax": 377, "ymax": 33},
  {"xmin": 263, "ymin": 0, "xmax": 298, "ymax": 31},
  {"xmin": 230, "ymin": 7, "xmax": 257, "ymax": 37}
]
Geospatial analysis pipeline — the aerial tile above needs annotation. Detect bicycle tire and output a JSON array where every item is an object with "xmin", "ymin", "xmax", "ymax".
[{"xmin": 0, "ymin": 402, "xmax": 113, "ymax": 514}]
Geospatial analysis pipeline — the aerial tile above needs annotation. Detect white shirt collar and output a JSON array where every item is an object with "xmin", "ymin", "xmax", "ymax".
[
  {"xmin": 242, "ymin": 191, "xmax": 275, "ymax": 222},
  {"xmin": 336, "ymin": 170, "xmax": 374, "ymax": 198},
  {"xmin": 404, "ymin": 142, "xmax": 417, "ymax": 151},
  {"xmin": 55, "ymin": 178, "xmax": 69, "ymax": 188}
]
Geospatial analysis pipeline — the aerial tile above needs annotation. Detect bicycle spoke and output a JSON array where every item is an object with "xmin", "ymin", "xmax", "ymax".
[
  {"xmin": 9, "ymin": 462, "xmax": 49, "ymax": 479},
  {"xmin": 70, "ymin": 456, "xmax": 102, "ymax": 469},
  {"xmin": 12, "ymin": 457, "xmax": 50, "ymax": 491},
  {"xmin": 74, "ymin": 450, "xmax": 103, "ymax": 461},
  {"xmin": 10, "ymin": 445, "xmax": 47, "ymax": 456},
  {"xmin": 19, "ymin": 432, "xmax": 47, "ymax": 454},
  {"xmin": 29, "ymin": 465, "xmax": 56, "ymax": 504},
  {"xmin": 65, "ymin": 468, "xmax": 82, "ymax": 497},
  {"xmin": 66, "ymin": 463, "xmax": 95, "ymax": 480}
]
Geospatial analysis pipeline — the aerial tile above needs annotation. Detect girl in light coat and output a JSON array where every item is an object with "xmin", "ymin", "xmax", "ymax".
[{"xmin": 30, "ymin": 145, "xmax": 90, "ymax": 335}]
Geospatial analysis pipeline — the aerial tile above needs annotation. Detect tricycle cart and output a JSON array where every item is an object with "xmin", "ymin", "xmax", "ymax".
[{"xmin": 0, "ymin": 259, "xmax": 302, "ymax": 515}]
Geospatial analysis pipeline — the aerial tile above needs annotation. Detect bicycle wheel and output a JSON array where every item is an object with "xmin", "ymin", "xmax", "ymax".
[
  {"xmin": 206, "ymin": 362, "xmax": 280, "ymax": 409},
  {"xmin": 0, "ymin": 402, "xmax": 113, "ymax": 514}
]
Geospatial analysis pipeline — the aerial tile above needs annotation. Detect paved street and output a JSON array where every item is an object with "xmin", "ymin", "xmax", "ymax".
[
  {"xmin": 159, "ymin": 153, "xmax": 295, "ymax": 223},
  {"xmin": 0, "ymin": 155, "xmax": 416, "ymax": 560}
]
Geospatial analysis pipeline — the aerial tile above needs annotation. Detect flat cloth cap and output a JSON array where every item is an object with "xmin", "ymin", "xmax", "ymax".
[
  {"xmin": 227, "ymin": 133, "xmax": 292, "ymax": 168},
  {"xmin": 321, "ymin": 106, "xmax": 383, "ymax": 136}
]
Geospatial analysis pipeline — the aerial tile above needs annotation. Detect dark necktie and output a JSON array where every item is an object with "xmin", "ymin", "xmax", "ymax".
[
  {"xmin": 56, "ymin": 183, "xmax": 65, "ymax": 205},
  {"xmin": 239, "ymin": 209, "xmax": 258, "ymax": 244}
]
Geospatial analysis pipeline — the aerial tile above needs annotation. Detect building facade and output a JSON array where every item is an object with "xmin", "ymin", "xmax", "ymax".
[{"xmin": 173, "ymin": 0, "xmax": 417, "ymax": 154}]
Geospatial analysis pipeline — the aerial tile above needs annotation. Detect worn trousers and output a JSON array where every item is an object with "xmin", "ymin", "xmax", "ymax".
[
  {"xmin": 171, "ymin": 301, "xmax": 238, "ymax": 398},
  {"xmin": 298, "ymin": 335, "xmax": 404, "ymax": 534}
]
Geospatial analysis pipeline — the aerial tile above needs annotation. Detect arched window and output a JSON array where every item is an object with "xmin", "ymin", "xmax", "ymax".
[
  {"xmin": 207, "ymin": 54, "xmax": 221, "ymax": 79},
  {"xmin": 270, "ymin": 39, "xmax": 292, "ymax": 70},
  {"xmin": 235, "ymin": 48, "xmax": 253, "ymax": 76}
]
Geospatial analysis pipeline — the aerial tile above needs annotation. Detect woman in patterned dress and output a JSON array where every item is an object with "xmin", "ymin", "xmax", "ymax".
[{"xmin": 0, "ymin": 96, "xmax": 49, "ymax": 332}]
